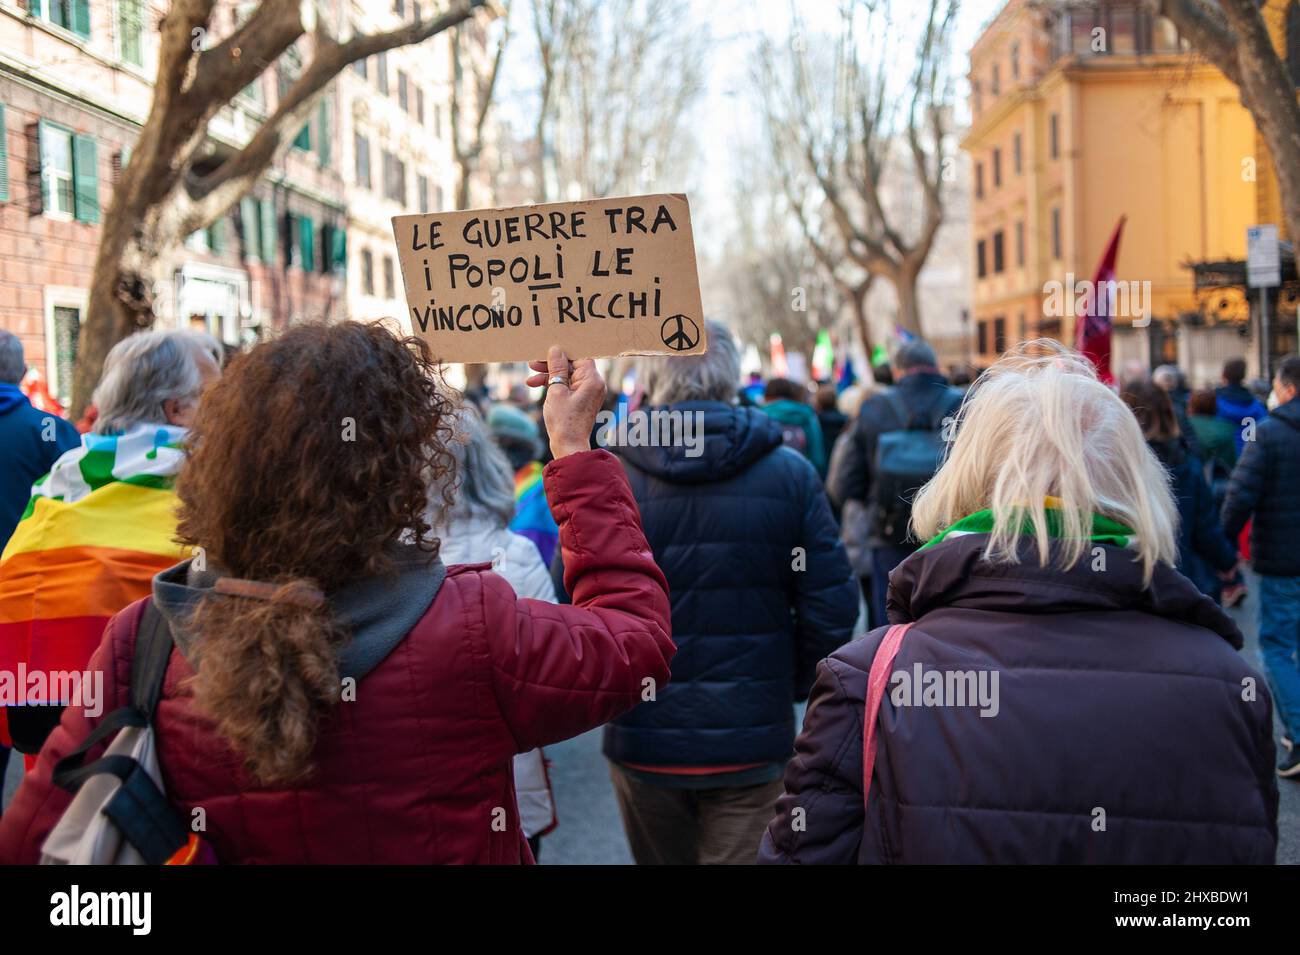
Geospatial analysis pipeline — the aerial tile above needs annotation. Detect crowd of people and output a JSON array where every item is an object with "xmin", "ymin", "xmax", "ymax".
[{"xmin": 0, "ymin": 319, "xmax": 1294, "ymax": 864}]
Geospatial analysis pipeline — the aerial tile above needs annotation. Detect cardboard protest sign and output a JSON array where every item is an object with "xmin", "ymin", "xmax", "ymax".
[{"xmin": 392, "ymin": 193, "xmax": 707, "ymax": 364}]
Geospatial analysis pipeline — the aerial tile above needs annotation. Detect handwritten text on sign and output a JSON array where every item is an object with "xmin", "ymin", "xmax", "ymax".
[{"xmin": 392, "ymin": 193, "xmax": 707, "ymax": 364}]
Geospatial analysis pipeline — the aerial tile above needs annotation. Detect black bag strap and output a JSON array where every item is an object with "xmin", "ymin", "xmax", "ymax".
[
  {"xmin": 52, "ymin": 602, "xmax": 174, "ymax": 793},
  {"xmin": 130, "ymin": 601, "xmax": 175, "ymax": 721}
]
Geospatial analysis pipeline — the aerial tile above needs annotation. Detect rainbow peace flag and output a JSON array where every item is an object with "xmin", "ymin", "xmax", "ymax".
[
  {"xmin": 510, "ymin": 461, "xmax": 559, "ymax": 568},
  {"xmin": 0, "ymin": 424, "xmax": 190, "ymax": 715}
]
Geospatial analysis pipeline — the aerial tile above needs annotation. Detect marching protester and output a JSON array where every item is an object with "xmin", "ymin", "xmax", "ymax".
[
  {"xmin": 1217, "ymin": 357, "xmax": 1269, "ymax": 453},
  {"xmin": 1120, "ymin": 379, "xmax": 1236, "ymax": 601},
  {"xmin": 828, "ymin": 338, "xmax": 963, "ymax": 627},
  {"xmin": 759, "ymin": 378, "xmax": 828, "ymax": 476},
  {"xmin": 488, "ymin": 402, "xmax": 560, "ymax": 568},
  {"xmin": 432, "ymin": 405, "xmax": 560, "ymax": 858},
  {"xmin": 0, "ymin": 324, "xmax": 672, "ymax": 864},
  {"xmin": 761, "ymin": 343, "xmax": 1277, "ymax": 863},
  {"xmin": 1188, "ymin": 387, "xmax": 1239, "ymax": 480},
  {"xmin": 813, "ymin": 383, "xmax": 848, "ymax": 452},
  {"xmin": 556, "ymin": 321, "xmax": 857, "ymax": 865},
  {"xmin": 1221, "ymin": 355, "xmax": 1300, "ymax": 778},
  {"xmin": 0, "ymin": 329, "xmax": 220, "ymax": 766}
]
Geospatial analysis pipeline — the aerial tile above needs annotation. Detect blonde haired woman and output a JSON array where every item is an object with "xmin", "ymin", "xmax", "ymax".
[{"xmin": 760, "ymin": 343, "xmax": 1278, "ymax": 864}]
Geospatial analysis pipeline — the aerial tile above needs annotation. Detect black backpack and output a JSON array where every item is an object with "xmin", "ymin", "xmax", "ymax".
[{"xmin": 872, "ymin": 387, "xmax": 959, "ymax": 544}]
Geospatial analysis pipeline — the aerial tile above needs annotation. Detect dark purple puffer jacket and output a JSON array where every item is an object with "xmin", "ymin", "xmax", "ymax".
[{"xmin": 759, "ymin": 534, "xmax": 1278, "ymax": 864}]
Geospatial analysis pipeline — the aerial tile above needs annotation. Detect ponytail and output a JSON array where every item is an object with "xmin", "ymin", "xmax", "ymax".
[{"xmin": 187, "ymin": 578, "xmax": 347, "ymax": 785}]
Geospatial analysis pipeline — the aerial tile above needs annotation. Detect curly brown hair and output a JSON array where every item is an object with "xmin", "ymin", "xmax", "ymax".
[{"xmin": 175, "ymin": 321, "xmax": 457, "ymax": 784}]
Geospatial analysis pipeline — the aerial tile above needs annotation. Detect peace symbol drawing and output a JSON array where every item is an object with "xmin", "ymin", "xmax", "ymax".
[{"xmin": 660, "ymin": 314, "xmax": 700, "ymax": 352}]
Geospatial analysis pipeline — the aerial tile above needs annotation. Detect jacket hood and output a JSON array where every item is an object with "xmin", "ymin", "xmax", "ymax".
[
  {"xmin": 152, "ymin": 543, "xmax": 446, "ymax": 680},
  {"xmin": 614, "ymin": 400, "xmax": 784, "ymax": 484},
  {"xmin": 0, "ymin": 383, "xmax": 28, "ymax": 416},
  {"xmin": 1217, "ymin": 384, "xmax": 1263, "ymax": 412},
  {"xmin": 1270, "ymin": 395, "xmax": 1300, "ymax": 429},
  {"xmin": 886, "ymin": 532, "xmax": 1243, "ymax": 649}
]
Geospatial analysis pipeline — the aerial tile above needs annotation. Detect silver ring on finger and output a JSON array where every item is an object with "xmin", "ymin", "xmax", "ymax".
[{"xmin": 548, "ymin": 375, "xmax": 569, "ymax": 388}]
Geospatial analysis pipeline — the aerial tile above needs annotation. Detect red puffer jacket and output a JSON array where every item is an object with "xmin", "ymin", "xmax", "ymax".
[{"xmin": 0, "ymin": 450, "xmax": 673, "ymax": 864}]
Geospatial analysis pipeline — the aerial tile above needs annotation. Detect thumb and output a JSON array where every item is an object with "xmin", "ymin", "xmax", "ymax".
[{"xmin": 546, "ymin": 346, "xmax": 571, "ymax": 384}]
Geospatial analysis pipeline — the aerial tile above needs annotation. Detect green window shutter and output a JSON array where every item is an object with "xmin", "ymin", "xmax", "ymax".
[
  {"xmin": 317, "ymin": 99, "xmax": 331, "ymax": 167},
  {"xmin": 30, "ymin": 0, "xmax": 42, "ymax": 18},
  {"xmin": 331, "ymin": 224, "xmax": 347, "ymax": 271},
  {"xmin": 318, "ymin": 223, "xmax": 330, "ymax": 273},
  {"xmin": 239, "ymin": 196, "xmax": 257, "ymax": 258},
  {"xmin": 298, "ymin": 214, "xmax": 314, "ymax": 270},
  {"xmin": 293, "ymin": 123, "xmax": 310, "ymax": 151},
  {"xmin": 208, "ymin": 216, "xmax": 226, "ymax": 254},
  {"xmin": 0, "ymin": 107, "xmax": 8, "ymax": 203},
  {"xmin": 72, "ymin": 0, "xmax": 90, "ymax": 38},
  {"xmin": 72, "ymin": 132, "xmax": 98, "ymax": 223},
  {"xmin": 259, "ymin": 198, "xmax": 277, "ymax": 264}
]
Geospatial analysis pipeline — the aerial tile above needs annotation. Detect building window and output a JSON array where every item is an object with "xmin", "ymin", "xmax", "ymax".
[
  {"xmin": 417, "ymin": 173, "xmax": 429, "ymax": 213},
  {"xmin": 992, "ymin": 230, "xmax": 1005, "ymax": 274},
  {"xmin": 976, "ymin": 238, "xmax": 987, "ymax": 279},
  {"xmin": 361, "ymin": 249, "xmax": 375, "ymax": 295},
  {"xmin": 1010, "ymin": 42, "xmax": 1020, "ymax": 80},
  {"xmin": 354, "ymin": 55, "xmax": 368, "ymax": 80},
  {"xmin": 972, "ymin": 79, "xmax": 982, "ymax": 114},
  {"xmin": 977, "ymin": 319, "xmax": 989, "ymax": 354},
  {"xmin": 1051, "ymin": 206, "xmax": 1062, "ymax": 259},
  {"xmin": 433, "ymin": 104, "xmax": 443, "ymax": 135},
  {"xmin": 1013, "ymin": 131, "xmax": 1022, "ymax": 174},
  {"xmin": 376, "ymin": 52, "xmax": 389, "ymax": 95},
  {"xmin": 383, "ymin": 150, "xmax": 407, "ymax": 204},
  {"xmin": 118, "ymin": 0, "xmax": 144, "ymax": 66},
  {"xmin": 42, "ymin": 124, "xmax": 76, "ymax": 217},
  {"xmin": 991, "ymin": 62, "xmax": 1001, "ymax": 96},
  {"xmin": 43, "ymin": 0, "xmax": 91, "ymax": 39},
  {"xmin": 992, "ymin": 147, "xmax": 1001, "ymax": 188},
  {"xmin": 416, "ymin": 87, "xmax": 425, "ymax": 125},
  {"xmin": 355, "ymin": 132, "xmax": 371, "ymax": 188},
  {"xmin": 394, "ymin": 0, "xmax": 405, "ymax": 16},
  {"xmin": 975, "ymin": 161, "xmax": 984, "ymax": 199},
  {"xmin": 993, "ymin": 316, "xmax": 1007, "ymax": 353},
  {"xmin": 39, "ymin": 121, "xmax": 98, "ymax": 222},
  {"xmin": 1015, "ymin": 220, "xmax": 1025, "ymax": 267},
  {"xmin": 383, "ymin": 255, "xmax": 396, "ymax": 299},
  {"xmin": 398, "ymin": 71, "xmax": 410, "ymax": 112},
  {"xmin": 1049, "ymin": 112, "xmax": 1060, "ymax": 159}
]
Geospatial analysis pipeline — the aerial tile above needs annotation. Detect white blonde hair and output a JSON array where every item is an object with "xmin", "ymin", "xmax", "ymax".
[{"xmin": 910, "ymin": 340, "xmax": 1178, "ymax": 583}]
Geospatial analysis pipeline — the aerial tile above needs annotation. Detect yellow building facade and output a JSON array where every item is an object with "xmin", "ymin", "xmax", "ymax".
[{"xmin": 963, "ymin": 0, "xmax": 1264, "ymax": 383}]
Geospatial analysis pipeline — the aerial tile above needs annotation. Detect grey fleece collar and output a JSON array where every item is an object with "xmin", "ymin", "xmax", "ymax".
[{"xmin": 151, "ymin": 545, "xmax": 447, "ymax": 682}]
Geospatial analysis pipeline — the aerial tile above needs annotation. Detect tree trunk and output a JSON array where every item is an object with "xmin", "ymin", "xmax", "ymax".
[
  {"xmin": 893, "ymin": 266, "xmax": 924, "ymax": 339},
  {"xmin": 849, "ymin": 286, "xmax": 873, "ymax": 358}
]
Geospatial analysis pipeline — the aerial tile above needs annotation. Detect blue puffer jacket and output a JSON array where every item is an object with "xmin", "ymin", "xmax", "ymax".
[
  {"xmin": 0, "ymin": 385, "xmax": 79, "ymax": 550},
  {"xmin": 1216, "ymin": 384, "xmax": 1268, "ymax": 454},
  {"xmin": 602, "ymin": 401, "xmax": 858, "ymax": 769},
  {"xmin": 1222, "ymin": 396, "xmax": 1300, "ymax": 577}
]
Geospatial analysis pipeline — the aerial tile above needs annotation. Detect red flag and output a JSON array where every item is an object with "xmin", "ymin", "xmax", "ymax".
[{"xmin": 1075, "ymin": 215, "xmax": 1126, "ymax": 385}]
